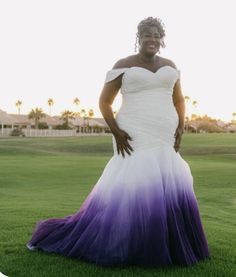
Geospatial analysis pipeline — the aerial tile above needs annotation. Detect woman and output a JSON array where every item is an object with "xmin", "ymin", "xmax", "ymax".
[{"xmin": 27, "ymin": 17, "xmax": 210, "ymax": 267}]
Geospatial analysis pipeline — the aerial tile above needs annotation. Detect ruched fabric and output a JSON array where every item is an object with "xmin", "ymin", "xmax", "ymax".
[{"xmin": 27, "ymin": 66, "xmax": 210, "ymax": 267}]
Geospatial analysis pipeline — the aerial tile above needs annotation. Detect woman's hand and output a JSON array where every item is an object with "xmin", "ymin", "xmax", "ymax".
[
  {"xmin": 113, "ymin": 129, "xmax": 134, "ymax": 157},
  {"xmin": 174, "ymin": 127, "xmax": 184, "ymax": 152}
]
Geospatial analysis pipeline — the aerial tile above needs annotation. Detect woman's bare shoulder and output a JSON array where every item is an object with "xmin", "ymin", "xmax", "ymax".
[
  {"xmin": 112, "ymin": 55, "xmax": 138, "ymax": 69},
  {"xmin": 159, "ymin": 56, "xmax": 177, "ymax": 69}
]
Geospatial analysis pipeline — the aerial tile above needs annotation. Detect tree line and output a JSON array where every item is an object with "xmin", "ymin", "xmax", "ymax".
[
  {"xmin": 14, "ymin": 96, "xmax": 236, "ymax": 131},
  {"xmin": 15, "ymin": 98, "xmax": 94, "ymax": 129}
]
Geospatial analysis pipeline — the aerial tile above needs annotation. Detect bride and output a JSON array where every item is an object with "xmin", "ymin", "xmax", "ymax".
[{"xmin": 27, "ymin": 16, "xmax": 210, "ymax": 267}]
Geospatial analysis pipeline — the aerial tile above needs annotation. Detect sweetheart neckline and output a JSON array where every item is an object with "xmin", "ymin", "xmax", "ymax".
[
  {"xmin": 131, "ymin": 65, "xmax": 177, "ymax": 74},
  {"xmin": 111, "ymin": 65, "xmax": 178, "ymax": 75}
]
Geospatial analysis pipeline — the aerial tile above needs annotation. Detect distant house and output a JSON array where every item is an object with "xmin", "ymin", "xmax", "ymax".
[
  {"xmin": 0, "ymin": 109, "xmax": 15, "ymax": 128},
  {"xmin": 8, "ymin": 114, "xmax": 63, "ymax": 129},
  {"xmin": 185, "ymin": 124, "xmax": 197, "ymax": 133},
  {"xmin": 226, "ymin": 123, "xmax": 236, "ymax": 133},
  {"xmin": 9, "ymin": 114, "xmax": 33, "ymax": 128},
  {"xmin": 0, "ymin": 109, "xmax": 109, "ymax": 135},
  {"xmin": 216, "ymin": 120, "xmax": 228, "ymax": 128},
  {"xmin": 70, "ymin": 117, "xmax": 109, "ymax": 133}
]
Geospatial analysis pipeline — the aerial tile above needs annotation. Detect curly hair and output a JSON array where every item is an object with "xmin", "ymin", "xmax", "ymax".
[{"xmin": 135, "ymin": 17, "xmax": 166, "ymax": 52}]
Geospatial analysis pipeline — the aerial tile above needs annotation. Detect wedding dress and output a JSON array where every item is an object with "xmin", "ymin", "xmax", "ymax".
[{"xmin": 27, "ymin": 65, "xmax": 210, "ymax": 267}]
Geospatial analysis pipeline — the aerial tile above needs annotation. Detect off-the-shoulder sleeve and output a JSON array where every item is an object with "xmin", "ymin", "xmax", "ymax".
[
  {"xmin": 177, "ymin": 69, "xmax": 181, "ymax": 79},
  {"xmin": 105, "ymin": 68, "xmax": 128, "ymax": 83}
]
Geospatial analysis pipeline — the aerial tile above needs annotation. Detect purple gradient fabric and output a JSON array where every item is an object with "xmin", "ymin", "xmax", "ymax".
[
  {"xmin": 27, "ymin": 149, "xmax": 209, "ymax": 267},
  {"xmin": 27, "ymin": 66, "xmax": 210, "ymax": 267}
]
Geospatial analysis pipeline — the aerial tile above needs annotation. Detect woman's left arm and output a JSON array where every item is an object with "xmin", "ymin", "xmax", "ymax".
[{"xmin": 173, "ymin": 79, "xmax": 185, "ymax": 152}]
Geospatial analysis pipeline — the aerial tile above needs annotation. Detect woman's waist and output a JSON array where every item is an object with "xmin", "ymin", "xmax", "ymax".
[
  {"xmin": 112, "ymin": 131, "xmax": 176, "ymax": 153},
  {"xmin": 117, "ymin": 105, "xmax": 178, "ymax": 119},
  {"xmin": 120, "ymin": 95, "xmax": 175, "ymax": 112},
  {"xmin": 121, "ymin": 88, "xmax": 173, "ymax": 95},
  {"xmin": 116, "ymin": 113, "xmax": 178, "ymax": 138}
]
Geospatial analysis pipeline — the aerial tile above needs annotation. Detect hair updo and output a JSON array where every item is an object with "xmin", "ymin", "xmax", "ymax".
[{"xmin": 135, "ymin": 17, "xmax": 166, "ymax": 52}]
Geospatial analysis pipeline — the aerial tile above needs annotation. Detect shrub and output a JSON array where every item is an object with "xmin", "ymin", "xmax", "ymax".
[
  {"xmin": 38, "ymin": 122, "xmax": 49, "ymax": 129},
  {"xmin": 53, "ymin": 124, "xmax": 72, "ymax": 130},
  {"xmin": 197, "ymin": 122, "xmax": 224, "ymax": 133},
  {"xmin": 11, "ymin": 128, "xmax": 25, "ymax": 137}
]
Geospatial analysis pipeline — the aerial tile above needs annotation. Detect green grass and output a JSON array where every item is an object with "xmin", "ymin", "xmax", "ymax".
[{"xmin": 0, "ymin": 134, "xmax": 235, "ymax": 277}]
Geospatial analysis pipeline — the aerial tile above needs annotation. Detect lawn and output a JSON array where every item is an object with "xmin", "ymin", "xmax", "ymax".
[{"xmin": 0, "ymin": 134, "xmax": 235, "ymax": 277}]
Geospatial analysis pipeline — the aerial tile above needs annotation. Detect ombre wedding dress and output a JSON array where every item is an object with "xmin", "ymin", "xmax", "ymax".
[{"xmin": 27, "ymin": 65, "xmax": 210, "ymax": 267}]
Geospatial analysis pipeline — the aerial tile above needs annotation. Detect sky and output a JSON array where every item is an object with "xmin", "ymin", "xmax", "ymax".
[{"xmin": 0, "ymin": 0, "xmax": 236, "ymax": 122}]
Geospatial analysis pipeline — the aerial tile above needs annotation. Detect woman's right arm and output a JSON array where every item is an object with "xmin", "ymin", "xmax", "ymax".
[{"xmin": 99, "ymin": 76, "xmax": 133, "ymax": 157}]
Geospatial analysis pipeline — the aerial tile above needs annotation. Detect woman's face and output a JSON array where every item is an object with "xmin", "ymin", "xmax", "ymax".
[{"xmin": 138, "ymin": 26, "xmax": 161, "ymax": 56}]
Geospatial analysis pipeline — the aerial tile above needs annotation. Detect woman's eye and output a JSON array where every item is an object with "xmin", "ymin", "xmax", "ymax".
[{"xmin": 144, "ymin": 34, "xmax": 160, "ymax": 39}]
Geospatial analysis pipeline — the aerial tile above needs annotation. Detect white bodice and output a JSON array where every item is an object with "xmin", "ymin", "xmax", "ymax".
[
  {"xmin": 105, "ymin": 66, "xmax": 180, "ymax": 152},
  {"xmin": 105, "ymin": 65, "xmax": 180, "ymax": 94}
]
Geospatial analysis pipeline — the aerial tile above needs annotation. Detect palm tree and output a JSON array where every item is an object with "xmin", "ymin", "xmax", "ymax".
[
  {"xmin": 191, "ymin": 100, "xmax": 197, "ymax": 120},
  {"xmin": 15, "ymin": 100, "xmax": 22, "ymax": 115},
  {"xmin": 191, "ymin": 114, "xmax": 198, "ymax": 121},
  {"xmin": 184, "ymin": 96, "xmax": 191, "ymax": 132},
  {"xmin": 232, "ymin": 112, "xmax": 236, "ymax": 124},
  {"xmin": 88, "ymin": 109, "xmax": 94, "ymax": 118},
  {"xmin": 87, "ymin": 109, "xmax": 94, "ymax": 127},
  {"xmin": 28, "ymin": 108, "xmax": 46, "ymax": 129},
  {"xmin": 80, "ymin": 108, "xmax": 87, "ymax": 127},
  {"xmin": 192, "ymin": 100, "xmax": 197, "ymax": 108},
  {"xmin": 60, "ymin": 110, "xmax": 75, "ymax": 128},
  {"xmin": 73, "ymin": 97, "xmax": 80, "ymax": 114},
  {"xmin": 47, "ymin": 98, "xmax": 54, "ymax": 116},
  {"xmin": 184, "ymin": 96, "xmax": 191, "ymax": 117}
]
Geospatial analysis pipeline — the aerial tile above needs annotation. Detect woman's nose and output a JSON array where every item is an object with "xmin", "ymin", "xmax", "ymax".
[{"xmin": 150, "ymin": 36, "xmax": 156, "ymax": 41}]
